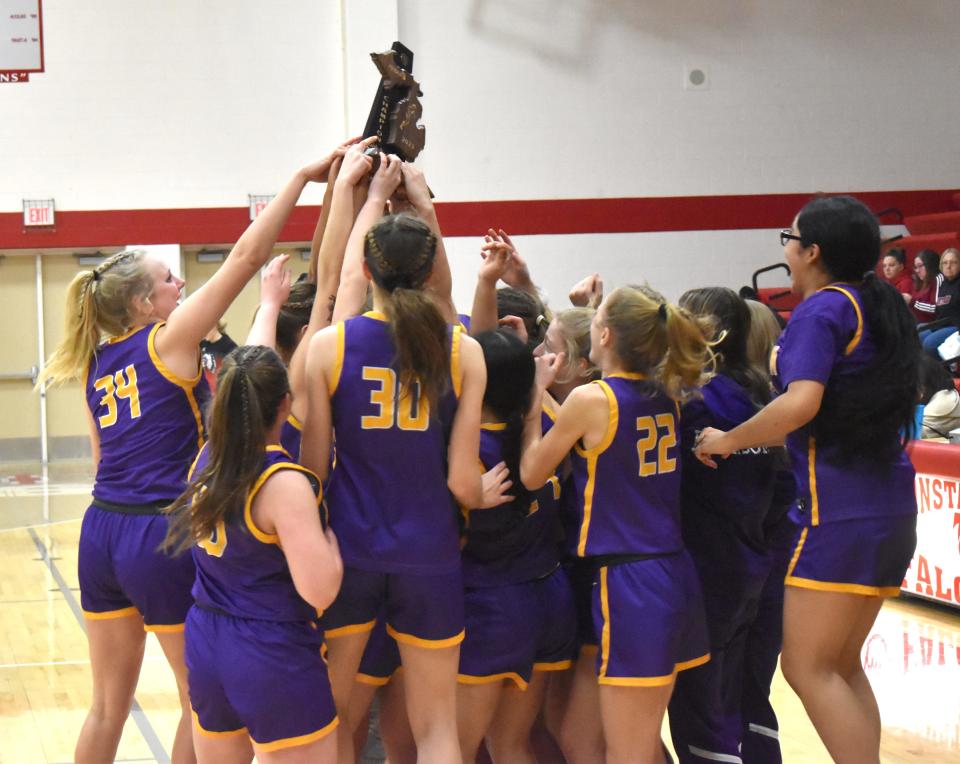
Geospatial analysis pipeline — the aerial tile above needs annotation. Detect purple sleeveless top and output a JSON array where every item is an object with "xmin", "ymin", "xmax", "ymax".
[
  {"xmin": 569, "ymin": 374, "xmax": 683, "ymax": 557},
  {"xmin": 461, "ymin": 410, "xmax": 563, "ymax": 587},
  {"xmin": 190, "ymin": 444, "xmax": 325, "ymax": 621},
  {"xmin": 772, "ymin": 284, "xmax": 916, "ymax": 526},
  {"xmin": 86, "ymin": 323, "xmax": 210, "ymax": 505},
  {"xmin": 325, "ymin": 311, "xmax": 462, "ymax": 574},
  {"xmin": 279, "ymin": 414, "xmax": 303, "ymax": 462}
]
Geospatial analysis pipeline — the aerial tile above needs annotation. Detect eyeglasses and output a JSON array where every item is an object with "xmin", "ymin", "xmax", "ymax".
[{"xmin": 780, "ymin": 229, "xmax": 804, "ymax": 247}]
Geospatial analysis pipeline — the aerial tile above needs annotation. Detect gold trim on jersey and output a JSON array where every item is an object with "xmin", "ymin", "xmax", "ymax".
[
  {"xmin": 386, "ymin": 624, "xmax": 465, "ymax": 649},
  {"xmin": 807, "ymin": 438, "xmax": 820, "ymax": 526},
  {"xmin": 147, "ymin": 322, "xmax": 205, "ymax": 451},
  {"xmin": 329, "ymin": 321, "xmax": 346, "ymax": 395},
  {"xmin": 604, "ymin": 371, "xmax": 647, "ymax": 380},
  {"xmin": 191, "ymin": 709, "xmax": 248, "ymax": 738},
  {"xmin": 364, "ymin": 310, "xmax": 388, "ymax": 321},
  {"xmin": 356, "ymin": 673, "xmax": 392, "ymax": 687},
  {"xmin": 145, "ymin": 622, "xmax": 185, "ymax": 634},
  {"xmin": 785, "ymin": 527, "xmax": 808, "ymax": 578},
  {"xmin": 784, "ymin": 576, "xmax": 901, "ymax": 597},
  {"xmin": 573, "ymin": 380, "xmax": 619, "ymax": 557},
  {"xmin": 325, "ymin": 619, "xmax": 377, "ymax": 639},
  {"xmin": 244, "ymin": 453, "xmax": 323, "ymax": 545},
  {"xmin": 82, "ymin": 606, "xmax": 139, "ymax": 621},
  {"xmin": 287, "ymin": 412, "xmax": 303, "ymax": 431},
  {"xmin": 599, "ymin": 566, "xmax": 613, "ymax": 679},
  {"xmin": 253, "ymin": 717, "xmax": 340, "ymax": 753},
  {"xmin": 819, "ymin": 284, "xmax": 864, "ymax": 355},
  {"xmin": 480, "ymin": 422, "xmax": 507, "ymax": 431},
  {"xmin": 187, "ymin": 444, "xmax": 206, "ymax": 481},
  {"xmin": 451, "ymin": 324, "xmax": 463, "ymax": 399},
  {"xmin": 533, "ymin": 659, "xmax": 573, "ymax": 672},
  {"xmin": 457, "ymin": 671, "xmax": 528, "ymax": 690},
  {"xmin": 542, "ymin": 401, "xmax": 557, "ymax": 422}
]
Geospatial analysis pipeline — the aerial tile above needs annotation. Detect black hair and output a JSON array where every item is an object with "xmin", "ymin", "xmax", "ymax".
[
  {"xmin": 679, "ymin": 287, "xmax": 772, "ymax": 407},
  {"xmin": 918, "ymin": 354, "xmax": 955, "ymax": 405},
  {"xmin": 165, "ymin": 346, "xmax": 290, "ymax": 554},
  {"xmin": 496, "ymin": 287, "xmax": 548, "ymax": 350},
  {"xmin": 914, "ymin": 249, "xmax": 940, "ymax": 290},
  {"xmin": 462, "ymin": 330, "xmax": 539, "ymax": 561},
  {"xmin": 276, "ymin": 280, "xmax": 317, "ymax": 363},
  {"xmin": 883, "ymin": 248, "xmax": 906, "ymax": 267},
  {"xmin": 796, "ymin": 195, "xmax": 921, "ymax": 465}
]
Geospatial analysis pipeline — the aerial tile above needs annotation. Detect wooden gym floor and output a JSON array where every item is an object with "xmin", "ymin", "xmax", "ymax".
[{"xmin": 0, "ymin": 461, "xmax": 956, "ymax": 763}]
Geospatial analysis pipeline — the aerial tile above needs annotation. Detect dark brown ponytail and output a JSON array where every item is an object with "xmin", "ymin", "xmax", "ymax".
[
  {"xmin": 364, "ymin": 214, "xmax": 449, "ymax": 410},
  {"xmin": 164, "ymin": 346, "xmax": 290, "ymax": 555}
]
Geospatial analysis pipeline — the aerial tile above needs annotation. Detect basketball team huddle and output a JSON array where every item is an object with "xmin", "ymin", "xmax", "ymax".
[{"xmin": 42, "ymin": 137, "xmax": 920, "ymax": 764}]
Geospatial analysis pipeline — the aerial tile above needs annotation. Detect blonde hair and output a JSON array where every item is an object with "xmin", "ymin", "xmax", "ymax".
[
  {"xmin": 553, "ymin": 308, "xmax": 599, "ymax": 384},
  {"xmin": 37, "ymin": 250, "xmax": 153, "ymax": 386},
  {"xmin": 745, "ymin": 300, "xmax": 782, "ymax": 376},
  {"xmin": 602, "ymin": 286, "xmax": 714, "ymax": 398}
]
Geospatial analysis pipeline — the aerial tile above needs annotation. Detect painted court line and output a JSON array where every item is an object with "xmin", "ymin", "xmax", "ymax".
[{"xmin": 28, "ymin": 527, "xmax": 170, "ymax": 764}]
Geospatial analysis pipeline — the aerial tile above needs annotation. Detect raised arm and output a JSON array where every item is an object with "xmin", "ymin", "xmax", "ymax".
[
  {"xmin": 256, "ymin": 470, "xmax": 343, "ymax": 611},
  {"xmin": 156, "ymin": 152, "xmax": 345, "ymax": 379},
  {"xmin": 520, "ymin": 353, "xmax": 605, "ymax": 491},
  {"xmin": 245, "ymin": 254, "xmax": 292, "ymax": 348},
  {"xmin": 487, "ymin": 229, "xmax": 537, "ymax": 297},
  {"xmin": 446, "ymin": 334, "xmax": 489, "ymax": 507},
  {"xmin": 288, "ymin": 144, "xmax": 375, "ymax": 418},
  {"xmin": 400, "ymin": 163, "xmax": 457, "ymax": 324},
  {"xmin": 469, "ymin": 241, "xmax": 512, "ymax": 335},
  {"xmin": 331, "ymin": 154, "xmax": 403, "ymax": 323},
  {"xmin": 299, "ymin": 326, "xmax": 338, "ymax": 482}
]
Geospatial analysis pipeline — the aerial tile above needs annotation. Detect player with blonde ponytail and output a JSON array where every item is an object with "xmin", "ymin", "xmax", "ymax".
[
  {"xmin": 41, "ymin": 147, "xmax": 350, "ymax": 764},
  {"xmin": 520, "ymin": 286, "xmax": 714, "ymax": 764}
]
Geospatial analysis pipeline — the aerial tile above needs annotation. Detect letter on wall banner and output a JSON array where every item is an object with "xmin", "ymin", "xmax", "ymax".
[
  {"xmin": 903, "ymin": 470, "xmax": 960, "ymax": 608},
  {"xmin": 1, "ymin": 0, "xmax": 43, "ymax": 84}
]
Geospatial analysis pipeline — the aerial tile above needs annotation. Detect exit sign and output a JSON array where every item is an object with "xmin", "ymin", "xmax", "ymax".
[{"xmin": 23, "ymin": 198, "xmax": 55, "ymax": 226}]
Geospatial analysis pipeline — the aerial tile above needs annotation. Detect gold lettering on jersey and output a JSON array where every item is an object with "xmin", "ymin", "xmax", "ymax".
[
  {"xmin": 361, "ymin": 366, "xmax": 430, "ymax": 431},
  {"xmin": 92, "ymin": 365, "xmax": 141, "ymax": 428},
  {"xmin": 635, "ymin": 413, "xmax": 677, "ymax": 476},
  {"xmin": 198, "ymin": 520, "xmax": 228, "ymax": 558}
]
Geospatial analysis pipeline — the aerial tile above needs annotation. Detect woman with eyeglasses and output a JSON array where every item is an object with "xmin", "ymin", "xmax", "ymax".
[
  {"xmin": 696, "ymin": 196, "xmax": 920, "ymax": 763},
  {"xmin": 909, "ymin": 249, "xmax": 941, "ymax": 323}
]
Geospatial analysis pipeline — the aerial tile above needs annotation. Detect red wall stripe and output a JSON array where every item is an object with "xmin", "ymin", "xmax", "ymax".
[{"xmin": 1, "ymin": 189, "xmax": 955, "ymax": 249}]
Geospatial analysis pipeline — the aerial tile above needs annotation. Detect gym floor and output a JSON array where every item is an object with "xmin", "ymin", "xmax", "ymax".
[{"xmin": 0, "ymin": 461, "xmax": 956, "ymax": 763}]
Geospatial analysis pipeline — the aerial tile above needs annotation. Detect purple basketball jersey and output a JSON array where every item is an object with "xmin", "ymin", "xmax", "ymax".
[
  {"xmin": 772, "ymin": 284, "xmax": 916, "ymax": 526},
  {"xmin": 86, "ymin": 323, "xmax": 209, "ymax": 505},
  {"xmin": 461, "ymin": 410, "xmax": 563, "ymax": 587},
  {"xmin": 569, "ymin": 375, "xmax": 683, "ymax": 557},
  {"xmin": 190, "ymin": 444, "xmax": 326, "ymax": 622},
  {"xmin": 279, "ymin": 414, "xmax": 303, "ymax": 462},
  {"xmin": 325, "ymin": 311, "xmax": 462, "ymax": 574}
]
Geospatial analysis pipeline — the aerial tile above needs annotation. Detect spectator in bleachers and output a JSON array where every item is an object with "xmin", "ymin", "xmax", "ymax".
[
  {"xmin": 918, "ymin": 355, "xmax": 960, "ymax": 439},
  {"xmin": 919, "ymin": 247, "xmax": 960, "ymax": 357},
  {"xmin": 881, "ymin": 248, "xmax": 912, "ymax": 297},
  {"xmin": 909, "ymin": 249, "xmax": 940, "ymax": 323}
]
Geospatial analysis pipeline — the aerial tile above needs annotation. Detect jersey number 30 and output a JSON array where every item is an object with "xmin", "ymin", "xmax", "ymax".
[
  {"xmin": 636, "ymin": 414, "xmax": 677, "ymax": 476},
  {"xmin": 360, "ymin": 366, "xmax": 429, "ymax": 431},
  {"xmin": 93, "ymin": 365, "xmax": 141, "ymax": 428}
]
